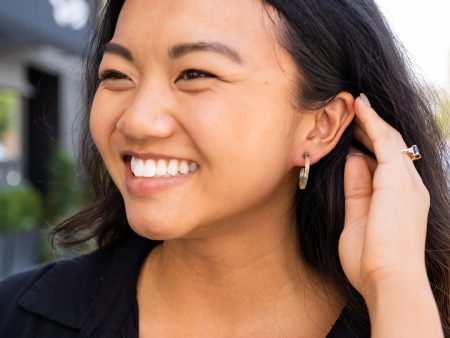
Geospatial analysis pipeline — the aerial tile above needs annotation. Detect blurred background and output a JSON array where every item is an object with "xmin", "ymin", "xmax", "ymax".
[
  {"xmin": 0, "ymin": 0, "xmax": 449, "ymax": 279},
  {"xmin": 0, "ymin": 0, "xmax": 104, "ymax": 277}
]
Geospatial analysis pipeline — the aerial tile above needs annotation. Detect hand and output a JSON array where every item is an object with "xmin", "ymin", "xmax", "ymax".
[{"xmin": 338, "ymin": 94, "xmax": 431, "ymax": 299}]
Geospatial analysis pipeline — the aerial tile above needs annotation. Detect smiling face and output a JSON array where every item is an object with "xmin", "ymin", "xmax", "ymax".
[{"xmin": 90, "ymin": 0, "xmax": 307, "ymax": 240}]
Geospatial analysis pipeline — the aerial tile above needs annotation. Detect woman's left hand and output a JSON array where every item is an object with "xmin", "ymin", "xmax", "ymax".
[{"xmin": 338, "ymin": 95, "xmax": 431, "ymax": 299}]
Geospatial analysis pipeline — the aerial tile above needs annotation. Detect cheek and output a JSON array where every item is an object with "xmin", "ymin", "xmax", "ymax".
[
  {"xmin": 182, "ymin": 91, "xmax": 292, "ymax": 198},
  {"xmin": 185, "ymin": 89, "xmax": 290, "ymax": 165},
  {"xmin": 90, "ymin": 93, "xmax": 105, "ymax": 149},
  {"xmin": 89, "ymin": 91, "xmax": 119, "ymax": 154}
]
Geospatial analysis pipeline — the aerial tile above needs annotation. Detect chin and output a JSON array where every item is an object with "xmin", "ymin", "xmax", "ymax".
[
  {"xmin": 122, "ymin": 197, "xmax": 196, "ymax": 240},
  {"xmin": 127, "ymin": 214, "xmax": 193, "ymax": 241}
]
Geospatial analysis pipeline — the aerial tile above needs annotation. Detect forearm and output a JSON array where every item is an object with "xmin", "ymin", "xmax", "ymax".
[{"xmin": 364, "ymin": 274, "xmax": 444, "ymax": 338}]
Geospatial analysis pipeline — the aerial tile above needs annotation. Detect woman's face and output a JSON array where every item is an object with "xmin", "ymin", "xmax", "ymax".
[{"xmin": 90, "ymin": 0, "xmax": 305, "ymax": 240}]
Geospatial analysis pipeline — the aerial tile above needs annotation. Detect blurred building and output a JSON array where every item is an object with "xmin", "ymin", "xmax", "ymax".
[{"xmin": 0, "ymin": 0, "xmax": 96, "ymax": 194}]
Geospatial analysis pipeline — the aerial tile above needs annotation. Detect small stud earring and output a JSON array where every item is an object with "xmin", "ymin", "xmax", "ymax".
[{"xmin": 299, "ymin": 153, "xmax": 310, "ymax": 190}]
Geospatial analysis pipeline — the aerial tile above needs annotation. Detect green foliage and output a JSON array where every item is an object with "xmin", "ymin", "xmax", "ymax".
[
  {"xmin": 37, "ymin": 150, "xmax": 86, "ymax": 262},
  {"xmin": 0, "ymin": 185, "xmax": 43, "ymax": 233},
  {"xmin": 0, "ymin": 90, "xmax": 19, "ymax": 136},
  {"xmin": 43, "ymin": 150, "xmax": 83, "ymax": 226}
]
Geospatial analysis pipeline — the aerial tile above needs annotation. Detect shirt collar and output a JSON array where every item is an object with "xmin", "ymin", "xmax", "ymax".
[{"xmin": 18, "ymin": 233, "xmax": 156, "ymax": 336}]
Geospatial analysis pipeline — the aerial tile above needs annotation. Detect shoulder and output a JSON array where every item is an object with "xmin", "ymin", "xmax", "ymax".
[
  {"xmin": 0, "ymin": 234, "xmax": 156, "ymax": 337},
  {"xmin": 0, "ymin": 245, "xmax": 114, "ymax": 336},
  {"xmin": 0, "ymin": 262, "xmax": 55, "ymax": 318},
  {"xmin": 0, "ymin": 262, "xmax": 77, "ymax": 337}
]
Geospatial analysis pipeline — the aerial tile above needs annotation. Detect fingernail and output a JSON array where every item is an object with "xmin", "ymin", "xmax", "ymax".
[
  {"xmin": 359, "ymin": 93, "xmax": 371, "ymax": 107},
  {"xmin": 346, "ymin": 152, "xmax": 365, "ymax": 160}
]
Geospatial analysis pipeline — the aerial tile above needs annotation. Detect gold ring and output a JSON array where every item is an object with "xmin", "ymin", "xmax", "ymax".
[{"xmin": 401, "ymin": 145, "xmax": 421, "ymax": 161}]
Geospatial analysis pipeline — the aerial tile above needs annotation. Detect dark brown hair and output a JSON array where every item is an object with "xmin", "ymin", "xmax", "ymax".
[{"xmin": 51, "ymin": 0, "xmax": 450, "ymax": 335}]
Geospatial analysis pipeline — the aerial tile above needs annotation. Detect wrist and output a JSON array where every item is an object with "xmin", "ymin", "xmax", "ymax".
[
  {"xmin": 361, "ymin": 268, "xmax": 437, "ymax": 317},
  {"xmin": 366, "ymin": 276, "xmax": 432, "ymax": 308},
  {"xmin": 361, "ymin": 267, "xmax": 430, "ymax": 305},
  {"xmin": 361, "ymin": 270, "xmax": 443, "ymax": 338}
]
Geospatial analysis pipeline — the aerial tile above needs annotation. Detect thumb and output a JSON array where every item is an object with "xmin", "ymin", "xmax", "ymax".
[{"xmin": 344, "ymin": 153, "xmax": 373, "ymax": 229}]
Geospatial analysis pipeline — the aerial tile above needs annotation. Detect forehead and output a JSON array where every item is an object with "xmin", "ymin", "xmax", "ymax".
[{"xmin": 113, "ymin": 0, "xmax": 286, "ymax": 64}]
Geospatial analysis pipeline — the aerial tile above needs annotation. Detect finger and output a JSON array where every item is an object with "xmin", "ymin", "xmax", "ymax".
[
  {"xmin": 355, "ymin": 96, "xmax": 412, "ymax": 168},
  {"xmin": 348, "ymin": 147, "xmax": 377, "ymax": 175},
  {"xmin": 343, "ymin": 153, "xmax": 373, "ymax": 228},
  {"xmin": 353, "ymin": 124, "xmax": 374, "ymax": 154},
  {"xmin": 364, "ymin": 156, "xmax": 377, "ymax": 176}
]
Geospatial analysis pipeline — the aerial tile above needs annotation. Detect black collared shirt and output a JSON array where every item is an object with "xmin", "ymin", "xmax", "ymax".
[{"xmin": 0, "ymin": 233, "xmax": 370, "ymax": 337}]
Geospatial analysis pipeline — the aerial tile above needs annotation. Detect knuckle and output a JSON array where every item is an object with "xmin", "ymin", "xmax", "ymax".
[
  {"xmin": 393, "ymin": 129, "xmax": 402, "ymax": 138},
  {"xmin": 391, "ymin": 129, "xmax": 403, "ymax": 142},
  {"xmin": 424, "ymin": 189, "xmax": 430, "ymax": 206},
  {"xmin": 379, "ymin": 127, "xmax": 392, "ymax": 140},
  {"xmin": 346, "ymin": 187, "xmax": 372, "ymax": 200},
  {"xmin": 377, "ymin": 127, "xmax": 400, "ymax": 145},
  {"xmin": 419, "ymin": 183, "xmax": 431, "ymax": 204},
  {"xmin": 411, "ymin": 176, "xmax": 430, "ymax": 204}
]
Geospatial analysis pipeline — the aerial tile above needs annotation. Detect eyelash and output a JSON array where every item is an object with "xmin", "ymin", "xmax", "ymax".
[
  {"xmin": 175, "ymin": 69, "xmax": 216, "ymax": 81},
  {"xmin": 98, "ymin": 70, "xmax": 129, "ymax": 82},
  {"xmin": 98, "ymin": 69, "xmax": 216, "ymax": 82}
]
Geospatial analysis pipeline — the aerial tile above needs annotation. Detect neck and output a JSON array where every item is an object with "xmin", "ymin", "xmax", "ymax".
[{"xmin": 137, "ymin": 212, "xmax": 345, "ymax": 335}]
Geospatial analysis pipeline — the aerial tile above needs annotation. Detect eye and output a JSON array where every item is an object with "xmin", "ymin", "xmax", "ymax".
[
  {"xmin": 98, "ymin": 70, "xmax": 131, "ymax": 82},
  {"xmin": 176, "ymin": 69, "xmax": 216, "ymax": 82}
]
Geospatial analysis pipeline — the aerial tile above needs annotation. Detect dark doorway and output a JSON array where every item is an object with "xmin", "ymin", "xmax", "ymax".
[{"xmin": 25, "ymin": 67, "xmax": 59, "ymax": 196}]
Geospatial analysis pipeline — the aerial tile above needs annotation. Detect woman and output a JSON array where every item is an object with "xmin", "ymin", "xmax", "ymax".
[{"xmin": 1, "ymin": 0, "xmax": 448, "ymax": 337}]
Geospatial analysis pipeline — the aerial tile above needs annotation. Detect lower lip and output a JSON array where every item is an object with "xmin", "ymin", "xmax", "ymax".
[{"xmin": 125, "ymin": 162, "xmax": 195, "ymax": 196}]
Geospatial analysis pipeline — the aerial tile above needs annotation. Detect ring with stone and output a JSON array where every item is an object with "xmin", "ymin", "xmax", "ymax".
[{"xmin": 401, "ymin": 145, "xmax": 421, "ymax": 161}]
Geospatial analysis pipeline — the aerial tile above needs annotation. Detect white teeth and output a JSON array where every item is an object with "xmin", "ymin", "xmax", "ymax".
[
  {"xmin": 179, "ymin": 160, "xmax": 189, "ymax": 174},
  {"xmin": 156, "ymin": 159, "xmax": 167, "ymax": 176},
  {"xmin": 143, "ymin": 159, "xmax": 156, "ymax": 177},
  {"xmin": 134, "ymin": 158, "xmax": 144, "ymax": 176},
  {"xmin": 130, "ymin": 156, "xmax": 198, "ymax": 177},
  {"xmin": 167, "ymin": 159, "xmax": 179, "ymax": 176},
  {"xmin": 189, "ymin": 162, "xmax": 198, "ymax": 173}
]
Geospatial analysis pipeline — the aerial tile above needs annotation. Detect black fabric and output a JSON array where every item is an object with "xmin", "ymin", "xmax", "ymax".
[{"xmin": 0, "ymin": 233, "xmax": 370, "ymax": 337}]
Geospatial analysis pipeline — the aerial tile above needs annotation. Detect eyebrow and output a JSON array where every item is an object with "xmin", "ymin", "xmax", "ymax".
[
  {"xmin": 168, "ymin": 41, "xmax": 242, "ymax": 64},
  {"xmin": 102, "ymin": 41, "xmax": 242, "ymax": 64},
  {"xmin": 101, "ymin": 42, "xmax": 134, "ymax": 61}
]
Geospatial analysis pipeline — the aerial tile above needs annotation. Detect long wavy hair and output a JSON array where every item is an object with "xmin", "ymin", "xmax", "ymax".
[{"xmin": 51, "ymin": 0, "xmax": 450, "ymax": 335}]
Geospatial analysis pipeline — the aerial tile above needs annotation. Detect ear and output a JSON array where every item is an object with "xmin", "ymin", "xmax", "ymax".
[{"xmin": 292, "ymin": 92, "xmax": 355, "ymax": 166}]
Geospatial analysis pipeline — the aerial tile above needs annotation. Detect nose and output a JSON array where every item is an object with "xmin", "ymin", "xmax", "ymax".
[{"xmin": 116, "ymin": 84, "xmax": 177, "ymax": 141}]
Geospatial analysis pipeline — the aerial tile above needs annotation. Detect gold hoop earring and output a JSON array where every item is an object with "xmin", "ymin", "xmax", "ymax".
[{"xmin": 299, "ymin": 153, "xmax": 310, "ymax": 190}]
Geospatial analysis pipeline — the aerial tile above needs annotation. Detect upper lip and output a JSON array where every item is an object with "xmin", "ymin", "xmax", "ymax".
[{"xmin": 121, "ymin": 150, "xmax": 196, "ymax": 162}]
